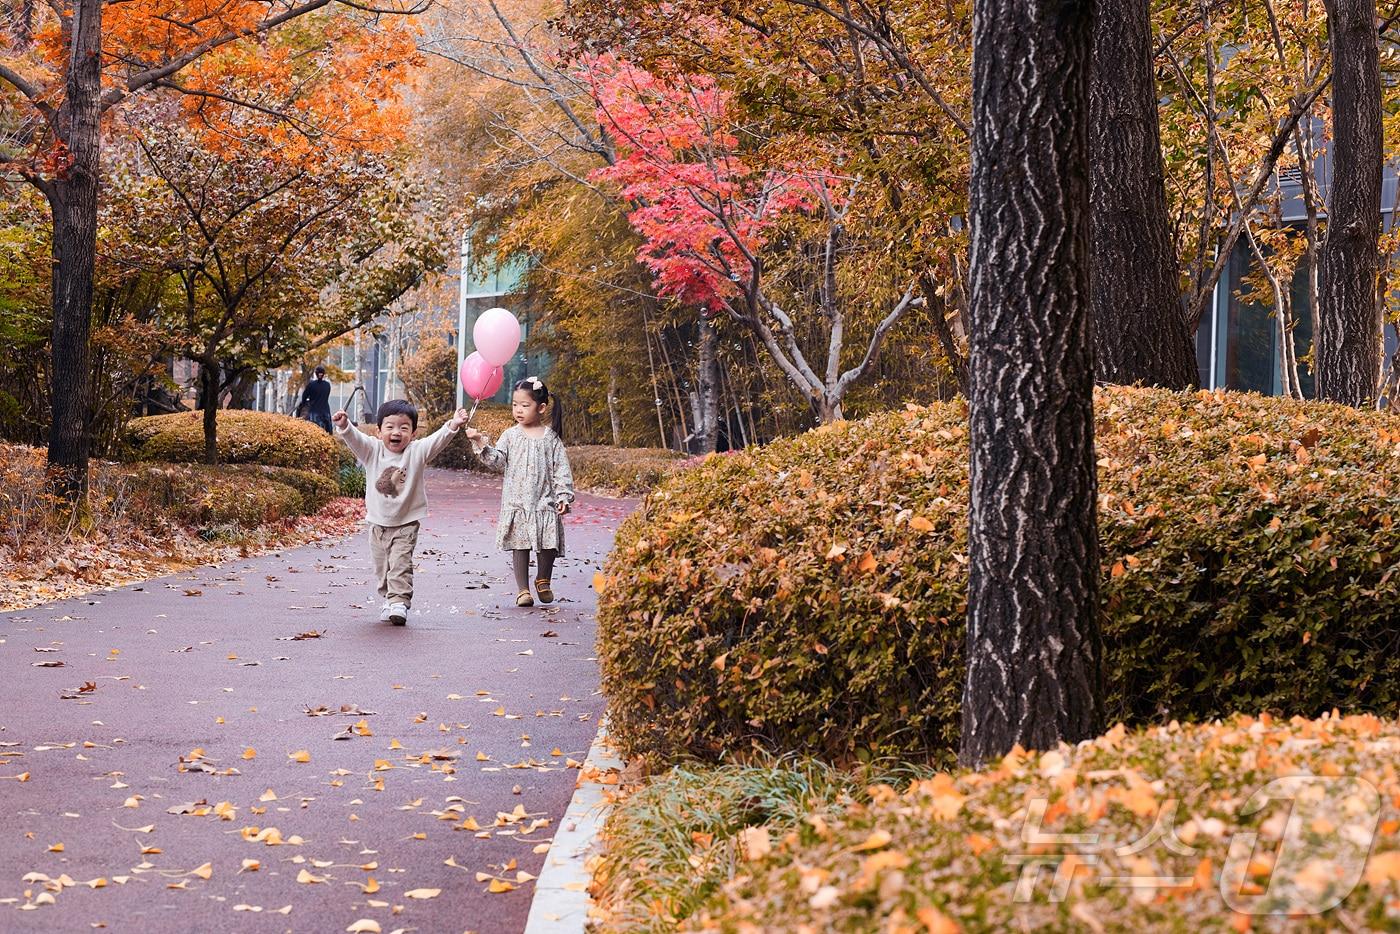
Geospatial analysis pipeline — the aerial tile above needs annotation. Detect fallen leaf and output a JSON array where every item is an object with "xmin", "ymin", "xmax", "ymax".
[
  {"xmin": 288, "ymin": 750, "xmax": 311, "ymax": 763},
  {"xmin": 190, "ymin": 862, "xmax": 213, "ymax": 880},
  {"xmin": 242, "ymin": 748, "xmax": 256, "ymax": 760},
  {"xmin": 404, "ymin": 888, "xmax": 441, "ymax": 899},
  {"xmin": 295, "ymin": 868, "xmax": 326, "ymax": 884},
  {"xmin": 739, "ymin": 826, "xmax": 771, "ymax": 861},
  {"xmin": 347, "ymin": 922, "xmax": 382, "ymax": 934}
]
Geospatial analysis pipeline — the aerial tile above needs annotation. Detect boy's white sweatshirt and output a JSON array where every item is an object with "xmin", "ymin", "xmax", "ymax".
[{"xmin": 336, "ymin": 421, "xmax": 458, "ymax": 527}]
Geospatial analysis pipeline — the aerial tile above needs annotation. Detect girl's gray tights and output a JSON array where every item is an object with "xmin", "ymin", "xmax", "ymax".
[{"xmin": 512, "ymin": 549, "xmax": 557, "ymax": 591}]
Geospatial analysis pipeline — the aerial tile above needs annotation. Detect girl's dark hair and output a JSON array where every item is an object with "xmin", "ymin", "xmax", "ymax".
[
  {"xmin": 514, "ymin": 378, "xmax": 563, "ymax": 439},
  {"xmin": 376, "ymin": 398, "xmax": 418, "ymax": 431},
  {"xmin": 314, "ymin": 366, "xmax": 326, "ymax": 378}
]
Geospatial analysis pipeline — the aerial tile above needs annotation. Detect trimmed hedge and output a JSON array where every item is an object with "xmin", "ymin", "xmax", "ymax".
[
  {"xmin": 595, "ymin": 714, "xmax": 1400, "ymax": 931},
  {"xmin": 124, "ymin": 410, "xmax": 340, "ymax": 476},
  {"xmin": 569, "ymin": 445, "xmax": 685, "ymax": 496},
  {"xmin": 114, "ymin": 462, "xmax": 332, "ymax": 530},
  {"xmin": 597, "ymin": 386, "xmax": 1400, "ymax": 767}
]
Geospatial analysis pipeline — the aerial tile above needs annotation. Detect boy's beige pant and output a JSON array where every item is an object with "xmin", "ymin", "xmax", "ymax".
[{"xmin": 370, "ymin": 521, "xmax": 419, "ymax": 607}]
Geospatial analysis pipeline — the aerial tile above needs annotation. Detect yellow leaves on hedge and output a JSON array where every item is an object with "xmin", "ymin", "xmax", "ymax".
[
  {"xmin": 593, "ymin": 571, "xmax": 609, "ymax": 595},
  {"xmin": 1365, "ymin": 851, "xmax": 1400, "ymax": 885},
  {"xmin": 916, "ymin": 905, "xmax": 962, "ymax": 934},
  {"xmin": 852, "ymin": 829, "xmax": 892, "ymax": 852},
  {"xmin": 739, "ymin": 826, "xmax": 772, "ymax": 861},
  {"xmin": 909, "ymin": 515, "xmax": 935, "ymax": 532}
]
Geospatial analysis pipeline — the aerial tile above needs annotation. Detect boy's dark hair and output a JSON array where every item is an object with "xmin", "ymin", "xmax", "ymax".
[
  {"xmin": 513, "ymin": 378, "xmax": 564, "ymax": 440},
  {"xmin": 376, "ymin": 399, "xmax": 418, "ymax": 431},
  {"xmin": 314, "ymin": 365, "xmax": 326, "ymax": 378}
]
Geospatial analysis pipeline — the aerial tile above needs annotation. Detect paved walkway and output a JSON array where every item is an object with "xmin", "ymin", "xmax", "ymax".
[{"xmin": 1, "ymin": 470, "xmax": 634, "ymax": 933}]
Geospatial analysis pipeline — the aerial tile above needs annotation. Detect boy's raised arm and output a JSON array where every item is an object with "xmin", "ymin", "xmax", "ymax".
[
  {"xmin": 334, "ymin": 410, "xmax": 375, "ymax": 465},
  {"xmin": 418, "ymin": 408, "xmax": 465, "ymax": 463}
]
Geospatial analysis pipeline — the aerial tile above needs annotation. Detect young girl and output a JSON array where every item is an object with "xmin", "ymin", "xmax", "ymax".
[{"xmin": 465, "ymin": 377, "xmax": 575, "ymax": 607}]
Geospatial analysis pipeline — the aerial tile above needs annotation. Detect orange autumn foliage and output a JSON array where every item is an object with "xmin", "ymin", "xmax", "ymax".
[{"xmin": 18, "ymin": 0, "xmax": 420, "ymax": 167}]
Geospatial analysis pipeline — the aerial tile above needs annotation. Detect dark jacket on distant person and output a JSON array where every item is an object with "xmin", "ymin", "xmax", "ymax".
[{"xmin": 300, "ymin": 377, "xmax": 333, "ymax": 432}]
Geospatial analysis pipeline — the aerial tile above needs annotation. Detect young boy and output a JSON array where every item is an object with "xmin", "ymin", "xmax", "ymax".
[{"xmin": 333, "ymin": 400, "xmax": 468, "ymax": 625}]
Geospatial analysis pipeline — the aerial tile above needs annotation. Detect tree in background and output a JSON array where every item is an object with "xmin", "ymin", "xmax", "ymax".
[
  {"xmin": 398, "ymin": 335, "xmax": 458, "ymax": 420},
  {"xmin": 961, "ymin": 0, "xmax": 1100, "ymax": 764},
  {"xmin": 588, "ymin": 57, "xmax": 919, "ymax": 424},
  {"xmin": 111, "ymin": 117, "xmax": 441, "ymax": 464},
  {"xmin": 1316, "ymin": 0, "xmax": 1384, "ymax": 405},
  {"xmin": 0, "ymin": 0, "xmax": 424, "ymax": 498},
  {"xmin": 1090, "ymin": 0, "xmax": 1198, "ymax": 389},
  {"xmin": 414, "ymin": 0, "xmax": 681, "ymax": 448}
]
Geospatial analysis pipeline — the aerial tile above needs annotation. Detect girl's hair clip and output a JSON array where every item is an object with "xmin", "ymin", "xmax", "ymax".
[{"xmin": 527, "ymin": 377, "xmax": 544, "ymax": 390}]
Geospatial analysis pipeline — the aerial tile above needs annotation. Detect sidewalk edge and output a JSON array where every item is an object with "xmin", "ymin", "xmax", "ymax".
[{"xmin": 523, "ymin": 716, "xmax": 622, "ymax": 932}]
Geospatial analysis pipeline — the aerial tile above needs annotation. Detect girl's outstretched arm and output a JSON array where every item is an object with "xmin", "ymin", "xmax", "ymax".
[{"xmin": 468, "ymin": 427, "xmax": 509, "ymax": 473}]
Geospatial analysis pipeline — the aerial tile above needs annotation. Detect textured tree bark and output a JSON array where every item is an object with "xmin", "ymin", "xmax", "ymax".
[
  {"xmin": 199, "ymin": 361, "xmax": 221, "ymax": 466},
  {"xmin": 45, "ymin": 0, "xmax": 104, "ymax": 500},
  {"xmin": 1316, "ymin": 0, "xmax": 1383, "ymax": 406},
  {"xmin": 961, "ymin": 0, "xmax": 1102, "ymax": 766},
  {"xmin": 1088, "ymin": 0, "xmax": 1198, "ymax": 389},
  {"xmin": 693, "ymin": 320, "xmax": 720, "ymax": 454}
]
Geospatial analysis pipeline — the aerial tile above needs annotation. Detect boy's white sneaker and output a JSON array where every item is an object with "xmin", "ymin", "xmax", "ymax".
[
  {"xmin": 387, "ymin": 603, "xmax": 408, "ymax": 627},
  {"xmin": 378, "ymin": 602, "xmax": 394, "ymax": 622}
]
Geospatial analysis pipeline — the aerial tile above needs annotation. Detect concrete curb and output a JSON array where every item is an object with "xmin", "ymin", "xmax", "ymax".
[{"xmin": 523, "ymin": 716, "xmax": 623, "ymax": 932}]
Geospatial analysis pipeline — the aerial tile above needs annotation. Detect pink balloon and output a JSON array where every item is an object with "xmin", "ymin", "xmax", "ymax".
[
  {"xmin": 473, "ymin": 307, "xmax": 522, "ymax": 367},
  {"xmin": 459, "ymin": 352, "xmax": 504, "ymax": 401}
]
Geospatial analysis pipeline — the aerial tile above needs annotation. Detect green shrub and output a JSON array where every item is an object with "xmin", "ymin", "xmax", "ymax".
[
  {"xmin": 595, "ymin": 713, "xmax": 1400, "ymax": 932},
  {"xmin": 598, "ymin": 386, "xmax": 1400, "ymax": 767},
  {"xmin": 568, "ymin": 445, "xmax": 685, "ymax": 496},
  {"xmin": 422, "ymin": 405, "xmax": 516, "ymax": 470},
  {"xmin": 124, "ymin": 410, "xmax": 340, "ymax": 476},
  {"xmin": 338, "ymin": 462, "xmax": 366, "ymax": 498}
]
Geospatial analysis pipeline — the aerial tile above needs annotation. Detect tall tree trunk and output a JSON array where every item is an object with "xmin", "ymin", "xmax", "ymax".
[
  {"xmin": 606, "ymin": 366, "xmax": 623, "ymax": 447},
  {"xmin": 45, "ymin": 0, "xmax": 103, "ymax": 500},
  {"xmin": 1316, "ymin": 0, "xmax": 1383, "ymax": 406},
  {"xmin": 961, "ymin": 0, "xmax": 1102, "ymax": 766},
  {"xmin": 693, "ymin": 320, "xmax": 720, "ymax": 453},
  {"xmin": 1088, "ymin": 0, "xmax": 1197, "ymax": 389},
  {"xmin": 199, "ymin": 360, "xmax": 220, "ymax": 466}
]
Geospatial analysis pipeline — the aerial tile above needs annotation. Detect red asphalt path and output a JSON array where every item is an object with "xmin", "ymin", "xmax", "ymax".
[{"xmin": 1, "ymin": 470, "xmax": 634, "ymax": 934}]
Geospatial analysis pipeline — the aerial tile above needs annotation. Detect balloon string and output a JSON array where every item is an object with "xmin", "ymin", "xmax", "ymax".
[{"xmin": 467, "ymin": 398, "xmax": 481, "ymax": 425}]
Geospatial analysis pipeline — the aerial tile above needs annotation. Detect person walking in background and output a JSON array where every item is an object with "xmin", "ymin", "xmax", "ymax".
[
  {"xmin": 298, "ymin": 366, "xmax": 333, "ymax": 432},
  {"xmin": 465, "ymin": 377, "xmax": 575, "ymax": 608}
]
